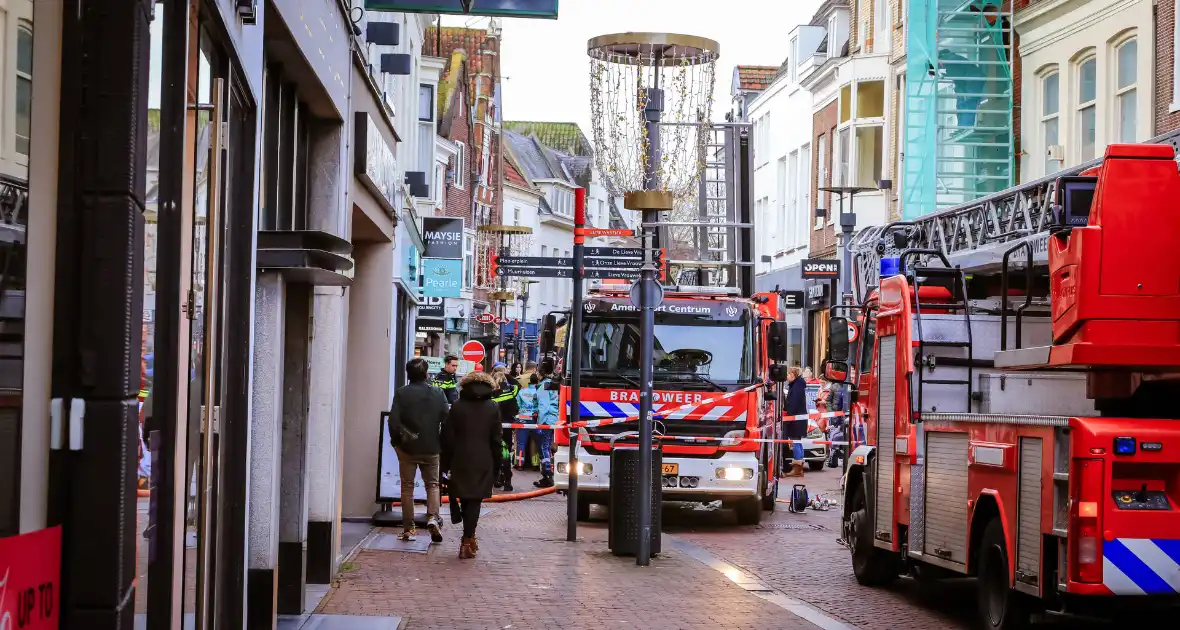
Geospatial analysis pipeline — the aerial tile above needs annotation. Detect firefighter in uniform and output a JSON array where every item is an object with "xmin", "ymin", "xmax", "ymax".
[{"xmin": 491, "ymin": 365, "xmax": 520, "ymax": 492}]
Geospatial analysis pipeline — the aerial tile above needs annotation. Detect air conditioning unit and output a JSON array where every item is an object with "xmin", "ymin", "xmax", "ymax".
[{"xmin": 1047, "ymin": 145, "xmax": 1065, "ymax": 162}]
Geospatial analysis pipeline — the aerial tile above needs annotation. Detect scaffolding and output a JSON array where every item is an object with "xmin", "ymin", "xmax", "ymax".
[{"xmin": 903, "ymin": 0, "xmax": 1014, "ymax": 219}]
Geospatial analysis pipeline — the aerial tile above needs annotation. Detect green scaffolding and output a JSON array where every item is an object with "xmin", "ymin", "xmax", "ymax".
[{"xmin": 903, "ymin": 0, "xmax": 1014, "ymax": 219}]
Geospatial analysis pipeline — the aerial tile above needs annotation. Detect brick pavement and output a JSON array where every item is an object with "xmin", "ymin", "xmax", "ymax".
[
  {"xmin": 317, "ymin": 480, "xmax": 819, "ymax": 630},
  {"xmin": 670, "ymin": 468, "xmax": 978, "ymax": 630}
]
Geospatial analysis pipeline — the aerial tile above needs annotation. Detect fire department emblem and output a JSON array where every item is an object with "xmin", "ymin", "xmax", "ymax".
[
  {"xmin": 725, "ymin": 306, "xmax": 738, "ymax": 317},
  {"xmin": 584, "ymin": 301, "xmax": 596, "ymax": 314}
]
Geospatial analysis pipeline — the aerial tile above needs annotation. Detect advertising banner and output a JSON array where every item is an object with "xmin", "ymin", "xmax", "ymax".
[
  {"xmin": 421, "ymin": 218, "xmax": 464, "ymax": 259},
  {"xmin": 377, "ymin": 413, "xmax": 428, "ymax": 503},
  {"xmin": 0, "ymin": 526, "xmax": 61, "ymax": 630},
  {"xmin": 421, "ymin": 258, "xmax": 463, "ymax": 298}
]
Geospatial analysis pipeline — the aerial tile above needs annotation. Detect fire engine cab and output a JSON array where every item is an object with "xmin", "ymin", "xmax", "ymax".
[{"xmin": 829, "ymin": 143, "xmax": 1180, "ymax": 627}]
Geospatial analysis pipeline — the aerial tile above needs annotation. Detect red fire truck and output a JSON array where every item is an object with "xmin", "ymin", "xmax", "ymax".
[
  {"xmin": 544, "ymin": 286, "xmax": 792, "ymax": 525},
  {"xmin": 828, "ymin": 143, "xmax": 1180, "ymax": 627}
]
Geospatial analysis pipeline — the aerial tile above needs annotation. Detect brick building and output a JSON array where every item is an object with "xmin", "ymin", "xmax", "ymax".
[{"xmin": 1155, "ymin": 0, "xmax": 1180, "ymax": 135}]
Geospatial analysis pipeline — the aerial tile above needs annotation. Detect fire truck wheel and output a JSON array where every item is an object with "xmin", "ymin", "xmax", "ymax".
[
  {"xmin": 849, "ymin": 484, "xmax": 896, "ymax": 586},
  {"xmin": 808, "ymin": 461, "xmax": 825, "ymax": 472},
  {"xmin": 761, "ymin": 472, "xmax": 778, "ymax": 512},
  {"xmin": 736, "ymin": 496, "xmax": 763, "ymax": 525},
  {"xmin": 978, "ymin": 518, "xmax": 1032, "ymax": 630}
]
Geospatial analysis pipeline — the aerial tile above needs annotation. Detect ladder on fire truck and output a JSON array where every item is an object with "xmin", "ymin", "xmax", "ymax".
[
  {"xmin": 655, "ymin": 122, "xmax": 756, "ymax": 296},
  {"xmin": 853, "ymin": 128, "xmax": 1180, "ymax": 305}
]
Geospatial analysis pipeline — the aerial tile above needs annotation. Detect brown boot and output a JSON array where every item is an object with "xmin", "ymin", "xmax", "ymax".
[
  {"xmin": 470, "ymin": 535, "xmax": 479, "ymax": 553},
  {"xmin": 459, "ymin": 537, "xmax": 476, "ymax": 559},
  {"xmin": 784, "ymin": 462, "xmax": 804, "ymax": 478}
]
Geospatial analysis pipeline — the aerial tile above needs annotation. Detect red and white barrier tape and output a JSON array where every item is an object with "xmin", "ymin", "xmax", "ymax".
[
  {"xmin": 566, "ymin": 381, "xmax": 768, "ymax": 429},
  {"xmin": 781, "ymin": 411, "xmax": 845, "ymax": 421},
  {"xmin": 582, "ymin": 433, "xmax": 851, "ymax": 446}
]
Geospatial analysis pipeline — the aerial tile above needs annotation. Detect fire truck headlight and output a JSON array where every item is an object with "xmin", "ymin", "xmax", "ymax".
[
  {"xmin": 557, "ymin": 462, "xmax": 591, "ymax": 475},
  {"xmin": 718, "ymin": 467, "xmax": 753, "ymax": 481}
]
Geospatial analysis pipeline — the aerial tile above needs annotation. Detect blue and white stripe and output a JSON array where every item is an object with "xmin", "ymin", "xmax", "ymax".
[
  {"xmin": 1102, "ymin": 538, "xmax": 1180, "ymax": 595},
  {"xmin": 566, "ymin": 401, "xmax": 665, "ymax": 419}
]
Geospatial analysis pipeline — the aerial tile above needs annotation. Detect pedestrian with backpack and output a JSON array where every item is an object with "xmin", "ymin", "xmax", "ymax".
[{"xmin": 533, "ymin": 362, "xmax": 560, "ymax": 488}]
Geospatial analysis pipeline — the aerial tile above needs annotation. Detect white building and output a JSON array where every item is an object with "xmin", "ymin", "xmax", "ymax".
[{"xmin": 1015, "ymin": 0, "xmax": 1155, "ymax": 182}]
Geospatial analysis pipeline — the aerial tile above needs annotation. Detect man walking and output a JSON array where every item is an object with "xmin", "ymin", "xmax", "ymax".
[
  {"xmin": 390, "ymin": 357, "xmax": 450, "ymax": 542},
  {"xmin": 533, "ymin": 361, "xmax": 560, "ymax": 488},
  {"xmin": 434, "ymin": 354, "xmax": 460, "ymax": 405}
]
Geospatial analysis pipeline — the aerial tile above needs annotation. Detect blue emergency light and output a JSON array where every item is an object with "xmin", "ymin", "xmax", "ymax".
[
  {"xmin": 880, "ymin": 256, "xmax": 901, "ymax": 278},
  {"xmin": 1114, "ymin": 436, "xmax": 1137, "ymax": 455}
]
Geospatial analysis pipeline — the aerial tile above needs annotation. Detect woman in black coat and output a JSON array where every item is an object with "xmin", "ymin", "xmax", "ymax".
[
  {"xmin": 783, "ymin": 367, "xmax": 809, "ymax": 478},
  {"xmin": 441, "ymin": 371, "xmax": 503, "ymax": 559}
]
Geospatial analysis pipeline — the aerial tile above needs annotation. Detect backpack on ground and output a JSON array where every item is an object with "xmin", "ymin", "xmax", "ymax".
[{"xmin": 787, "ymin": 484, "xmax": 809, "ymax": 513}]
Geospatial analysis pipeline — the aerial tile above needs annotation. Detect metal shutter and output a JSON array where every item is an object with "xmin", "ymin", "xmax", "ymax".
[
  {"xmin": 1018, "ymin": 437, "xmax": 1043, "ymax": 583},
  {"xmin": 924, "ymin": 431, "xmax": 969, "ymax": 564},
  {"xmin": 875, "ymin": 336, "xmax": 895, "ymax": 539}
]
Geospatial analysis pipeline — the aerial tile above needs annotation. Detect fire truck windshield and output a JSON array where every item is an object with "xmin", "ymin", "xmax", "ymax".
[{"xmin": 575, "ymin": 312, "xmax": 754, "ymax": 388}]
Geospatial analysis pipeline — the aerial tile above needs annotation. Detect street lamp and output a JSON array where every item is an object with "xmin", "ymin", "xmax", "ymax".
[
  {"xmin": 819, "ymin": 185, "xmax": 880, "ymax": 305},
  {"xmin": 518, "ymin": 280, "xmax": 539, "ymax": 363}
]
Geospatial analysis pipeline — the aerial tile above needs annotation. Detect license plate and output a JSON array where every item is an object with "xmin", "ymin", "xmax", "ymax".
[{"xmin": 661, "ymin": 463, "xmax": 679, "ymax": 475}]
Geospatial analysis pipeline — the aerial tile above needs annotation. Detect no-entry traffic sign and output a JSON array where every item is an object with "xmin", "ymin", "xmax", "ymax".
[{"xmin": 462, "ymin": 340, "xmax": 486, "ymax": 363}]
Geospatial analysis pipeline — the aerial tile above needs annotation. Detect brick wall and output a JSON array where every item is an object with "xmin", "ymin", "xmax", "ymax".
[
  {"xmin": 1157, "ymin": 0, "xmax": 1180, "ymax": 135},
  {"xmin": 1009, "ymin": 0, "xmax": 1024, "ymax": 184},
  {"xmin": 811, "ymin": 100, "xmax": 840, "ymax": 257},
  {"xmin": 442, "ymin": 94, "xmax": 475, "ymax": 223}
]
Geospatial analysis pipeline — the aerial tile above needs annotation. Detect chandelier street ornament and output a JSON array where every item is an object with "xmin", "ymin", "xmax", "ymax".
[{"xmin": 587, "ymin": 32, "xmax": 719, "ymax": 210}]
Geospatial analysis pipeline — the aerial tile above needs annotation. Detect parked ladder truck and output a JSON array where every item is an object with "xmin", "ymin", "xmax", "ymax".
[
  {"xmin": 825, "ymin": 141, "xmax": 1180, "ymax": 627},
  {"xmin": 539, "ymin": 123, "xmax": 795, "ymax": 525}
]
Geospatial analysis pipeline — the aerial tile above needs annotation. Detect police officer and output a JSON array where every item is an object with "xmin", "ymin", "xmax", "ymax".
[
  {"xmin": 490, "ymin": 366, "xmax": 520, "ymax": 492},
  {"xmin": 434, "ymin": 354, "xmax": 460, "ymax": 405}
]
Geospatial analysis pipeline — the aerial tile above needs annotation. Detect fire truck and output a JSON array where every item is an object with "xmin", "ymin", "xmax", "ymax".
[
  {"xmin": 537, "ymin": 123, "xmax": 794, "ymax": 525},
  {"xmin": 828, "ymin": 142, "xmax": 1180, "ymax": 627}
]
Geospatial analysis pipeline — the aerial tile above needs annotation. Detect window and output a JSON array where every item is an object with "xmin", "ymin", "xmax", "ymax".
[
  {"xmin": 453, "ymin": 141, "xmax": 466, "ymax": 188},
  {"xmin": 419, "ymin": 84, "xmax": 434, "ymax": 122},
  {"xmin": 836, "ymin": 127, "xmax": 851, "ymax": 187},
  {"xmin": 1077, "ymin": 57, "xmax": 1097, "ymax": 162},
  {"xmin": 828, "ymin": 15, "xmax": 839, "ymax": 51},
  {"xmin": 1115, "ymin": 39, "xmax": 1137, "ymax": 143},
  {"xmin": 15, "ymin": 23, "xmax": 32, "ymax": 156},
  {"xmin": 859, "ymin": 0, "xmax": 870, "ymax": 50},
  {"xmin": 786, "ymin": 153, "xmax": 798, "ymax": 248},
  {"xmin": 598, "ymin": 199, "xmax": 605, "ymax": 227},
  {"xmin": 799, "ymin": 144, "xmax": 811, "ymax": 245},
  {"xmin": 464, "ymin": 232, "xmax": 474, "ymax": 290},
  {"xmin": 815, "ymin": 134, "xmax": 827, "ymax": 229},
  {"xmin": 789, "ymin": 37, "xmax": 798, "ymax": 83},
  {"xmin": 1041, "ymin": 72, "xmax": 1060, "ymax": 176},
  {"xmin": 855, "ymin": 126, "xmax": 883, "ymax": 188},
  {"xmin": 876, "ymin": 0, "xmax": 889, "ymax": 54},
  {"xmin": 513, "ymin": 206, "xmax": 520, "ymax": 226}
]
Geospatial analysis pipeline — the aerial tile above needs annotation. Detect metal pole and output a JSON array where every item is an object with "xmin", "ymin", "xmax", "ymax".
[
  {"xmin": 842, "ymin": 193, "xmax": 855, "ymax": 305},
  {"xmin": 520, "ymin": 296, "xmax": 528, "ymax": 364},
  {"xmin": 636, "ymin": 61, "xmax": 663, "ymax": 566},
  {"xmin": 498, "ymin": 299, "xmax": 506, "ymax": 364},
  {"xmin": 568, "ymin": 187, "xmax": 586, "ymax": 541}
]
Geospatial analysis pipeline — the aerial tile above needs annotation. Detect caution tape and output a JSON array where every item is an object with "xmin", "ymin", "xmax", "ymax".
[
  {"xmin": 782, "ymin": 410, "xmax": 845, "ymax": 421},
  {"xmin": 503, "ymin": 423, "xmax": 561, "ymax": 430},
  {"xmin": 582, "ymin": 433, "xmax": 851, "ymax": 446},
  {"xmin": 565, "ymin": 381, "xmax": 768, "ymax": 429}
]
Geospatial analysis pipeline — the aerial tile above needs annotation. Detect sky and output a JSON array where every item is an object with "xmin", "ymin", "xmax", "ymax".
[{"xmin": 442, "ymin": 0, "xmax": 825, "ymax": 133}]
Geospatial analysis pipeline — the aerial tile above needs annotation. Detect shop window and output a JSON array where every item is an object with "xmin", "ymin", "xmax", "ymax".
[
  {"xmin": 1115, "ymin": 38, "xmax": 1137, "ymax": 143},
  {"xmin": 1040, "ymin": 71, "xmax": 1060, "ymax": 176},
  {"xmin": 1076, "ymin": 56, "xmax": 1097, "ymax": 162}
]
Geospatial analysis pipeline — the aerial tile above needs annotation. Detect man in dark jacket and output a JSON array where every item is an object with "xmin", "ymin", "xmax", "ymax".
[
  {"xmin": 390, "ymin": 357, "xmax": 450, "ymax": 542},
  {"xmin": 433, "ymin": 354, "xmax": 460, "ymax": 405},
  {"xmin": 441, "ymin": 371, "xmax": 503, "ymax": 558}
]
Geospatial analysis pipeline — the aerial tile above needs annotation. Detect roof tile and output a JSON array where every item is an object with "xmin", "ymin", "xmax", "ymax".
[{"xmin": 735, "ymin": 65, "xmax": 778, "ymax": 91}]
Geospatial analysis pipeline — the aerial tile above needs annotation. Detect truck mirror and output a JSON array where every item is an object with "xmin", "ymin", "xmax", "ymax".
[
  {"xmin": 767, "ymin": 321, "xmax": 791, "ymax": 362},
  {"xmin": 829, "ymin": 316, "xmax": 850, "ymax": 362},
  {"xmin": 540, "ymin": 313, "xmax": 558, "ymax": 355},
  {"xmin": 822, "ymin": 360, "xmax": 849, "ymax": 383},
  {"xmin": 768, "ymin": 364, "xmax": 789, "ymax": 383}
]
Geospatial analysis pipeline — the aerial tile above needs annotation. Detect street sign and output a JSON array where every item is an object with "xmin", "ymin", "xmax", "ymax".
[
  {"xmin": 802, "ymin": 258, "xmax": 841, "ymax": 279},
  {"xmin": 780, "ymin": 290, "xmax": 804, "ymax": 309},
  {"xmin": 583, "ymin": 257, "xmax": 666, "ymax": 270},
  {"xmin": 476, "ymin": 313, "xmax": 495, "ymax": 324},
  {"xmin": 847, "ymin": 322, "xmax": 860, "ymax": 343},
  {"xmin": 584, "ymin": 228, "xmax": 636, "ymax": 237},
  {"xmin": 462, "ymin": 340, "xmax": 485, "ymax": 363},
  {"xmin": 583, "ymin": 247, "xmax": 665, "ymax": 259},
  {"xmin": 496, "ymin": 256, "xmax": 573, "ymax": 267},
  {"xmin": 495, "ymin": 266, "xmax": 572, "ymax": 278},
  {"xmin": 629, "ymin": 278, "xmax": 665, "ymax": 309}
]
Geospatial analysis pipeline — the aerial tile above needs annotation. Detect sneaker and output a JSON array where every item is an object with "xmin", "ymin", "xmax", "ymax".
[
  {"xmin": 397, "ymin": 528, "xmax": 416, "ymax": 541},
  {"xmin": 426, "ymin": 515, "xmax": 443, "ymax": 543},
  {"xmin": 503, "ymin": 484, "xmax": 513, "ymax": 493}
]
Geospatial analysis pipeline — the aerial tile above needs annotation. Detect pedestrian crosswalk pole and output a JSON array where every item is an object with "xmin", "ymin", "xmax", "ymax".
[{"xmin": 568, "ymin": 188, "xmax": 586, "ymax": 542}]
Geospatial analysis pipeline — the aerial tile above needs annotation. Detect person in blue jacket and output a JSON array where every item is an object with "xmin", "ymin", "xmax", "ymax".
[
  {"xmin": 515, "ymin": 373, "xmax": 540, "ymax": 469},
  {"xmin": 534, "ymin": 361, "xmax": 560, "ymax": 488}
]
